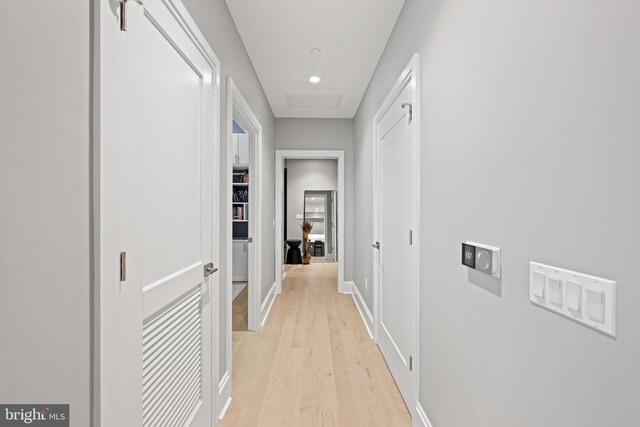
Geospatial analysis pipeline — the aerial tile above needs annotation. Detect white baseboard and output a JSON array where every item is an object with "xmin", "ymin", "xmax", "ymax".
[
  {"xmin": 351, "ymin": 282, "xmax": 373, "ymax": 339},
  {"xmin": 415, "ymin": 402, "xmax": 433, "ymax": 427},
  {"xmin": 218, "ymin": 396, "xmax": 232, "ymax": 421},
  {"xmin": 218, "ymin": 371, "xmax": 230, "ymax": 394},
  {"xmin": 339, "ymin": 279, "xmax": 353, "ymax": 294},
  {"xmin": 343, "ymin": 280, "xmax": 354, "ymax": 293},
  {"xmin": 261, "ymin": 282, "xmax": 277, "ymax": 327},
  {"xmin": 216, "ymin": 370, "xmax": 231, "ymax": 423}
]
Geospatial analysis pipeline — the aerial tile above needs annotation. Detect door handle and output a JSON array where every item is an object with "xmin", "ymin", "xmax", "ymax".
[
  {"xmin": 204, "ymin": 262, "xmax": 218, "ymax": 277},
  {"xmin": 372, "ymin": 242, "xmax": 380, "ymax": 250}
]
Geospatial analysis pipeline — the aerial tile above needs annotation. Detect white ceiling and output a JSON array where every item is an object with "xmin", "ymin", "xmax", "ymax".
[{"xmin": 226, "ymin": 0, "xmax": 405, "ymax": 118}]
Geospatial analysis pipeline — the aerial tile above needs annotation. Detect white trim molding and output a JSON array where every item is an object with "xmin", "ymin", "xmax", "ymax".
[
  {"xmin": 415, "ymin": 402, "xmax": 434, "ymax": 427},
  {"xmin": 343, "ymin": 280, "xmax": 355, "ymax": 293},
  {"xmin": 218, "ymin": 396, "xmax": 233, "ymax": 421},
  {"xmin": 261, "ymin": 282, "xmax": 277, "ymax": 326},
  {"xmin": 218, "ymin": 371, "xmax": 230, "ymax": 395},
  {"xmin": 350, "ymin": 282, "xmax": 373, "ymax": 338},
  {"xmin": 216, "ymin": 369, "xmax": 231, "ymax": 420},
  {"xmin": 274, "ymin": 150, "xmax": 347, "ymax": 294}
]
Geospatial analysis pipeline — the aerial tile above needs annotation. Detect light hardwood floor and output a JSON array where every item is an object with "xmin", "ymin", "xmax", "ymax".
[
  {"xmin": 219, "ymin": 263, "xmax": 411, "ymax": 427},
  {"xmin": 232, "ymin": 285, "xmax": 249, "ymax": 332}
]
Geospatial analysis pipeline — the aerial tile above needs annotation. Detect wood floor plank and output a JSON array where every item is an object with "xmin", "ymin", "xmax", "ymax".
[
  {"xmin": 232, "ymin": 285, "xmax": 249, "ymax": 331},
  {"xmin": 218, "ymin": 263, "xmax": 411, "ymax": 427}
]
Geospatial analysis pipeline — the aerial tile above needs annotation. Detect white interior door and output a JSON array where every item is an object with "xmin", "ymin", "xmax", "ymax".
[
  {"xmin": 375, "ymin": 81, "xmax": 417, "ymax": 411},
  {"xmin": 116, "ymin": 1, "xmax": 216, "ymax": 425}
]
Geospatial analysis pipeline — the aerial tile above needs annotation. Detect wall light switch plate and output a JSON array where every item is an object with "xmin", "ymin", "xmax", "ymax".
[{"xmin": 529, "ymin": 262, "xmax": 616, "ymax": 337}]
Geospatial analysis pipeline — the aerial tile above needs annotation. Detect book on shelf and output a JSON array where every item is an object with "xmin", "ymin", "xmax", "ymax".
[
  {"xmin": 232, "ymin": 205, "xmax": 248, "ymax": 220},
  {"xmin": 232, "ymin": 171, "xmax": 249, "ymax": 184},
  {"xmin": 232, "ymin": 189, "xmax": 249, "ymax": 203}
]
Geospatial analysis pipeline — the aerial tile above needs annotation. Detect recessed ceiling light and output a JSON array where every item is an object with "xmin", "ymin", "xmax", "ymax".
[
  {"xmin": 310, "ymin": 48, "xmax": 322, "ymax": 56},
  {"xmin": 309, "ymin": 76, "xmax": 321, "ymax": 84}
]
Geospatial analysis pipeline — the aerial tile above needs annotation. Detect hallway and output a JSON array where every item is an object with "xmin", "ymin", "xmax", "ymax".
[{"xmin": 219, "ymin": 263, "xmax": 411, "ymax": 427}]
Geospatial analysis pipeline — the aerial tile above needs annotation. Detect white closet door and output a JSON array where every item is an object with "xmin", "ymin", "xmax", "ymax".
[
  {"xmin": 375, "ymin": 82, "xmax": 417, "ymax": 411},
  {"xmin": 115, "ymin": 1, "xmax": 216, "ymax": 425}
]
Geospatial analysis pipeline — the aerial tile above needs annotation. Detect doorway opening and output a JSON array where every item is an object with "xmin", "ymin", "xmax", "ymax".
[
  {"xmin": 218, "ymin": 78, "xmax": 263, "ymax": 418},
  {"xmin": 275, "ymin": 150, "xmax": 346, "ymax": 294},
  {"xmin": 231, "ymin": 120, "xmax": 250, "ymax": 332}
]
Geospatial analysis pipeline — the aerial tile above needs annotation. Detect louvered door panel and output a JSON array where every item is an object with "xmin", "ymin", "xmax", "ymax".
[{"xmin": 142, "ymin": 287, "xmax": 202, "ymax": 427}]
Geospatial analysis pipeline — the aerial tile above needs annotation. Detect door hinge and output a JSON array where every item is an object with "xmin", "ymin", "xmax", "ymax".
[
  {"xmin": 409, "ymin": 356, "xmax": 413, "ymax": 371},
  {"xmin": 120, "ymin": 0, "xmax": 128, "ymax": 31},
  {"xmin": 120, "ymin": 252, "xmax": 127, "ymax": 282},
  {"xmin": 409, "ymin": 230, "xmax": 413, "ymax": 245},
  {"xmin": 401, "ymin": 102, "xmax": 413, "ymax": 124},
  {"xmin": 120, "ymin": 0, "xmax": 143, "ymax": 31}
]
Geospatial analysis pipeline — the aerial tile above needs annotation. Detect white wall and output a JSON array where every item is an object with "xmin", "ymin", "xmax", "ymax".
[
  {"xmin": 182, "ymin": 0, "xmax": 276, "ymax": 388},
  {"xmin": 286, "ymin": 160, "xmax": 338, "ymax": 241},
  {"xmin": 276, "ymin": 118, "xmax": 354, "ymax": 279},
  {"xmin": 353, "ymin": 1, "xmax": 640, "ymax": 426},
  {"xmin": 0, "ymin": 1, "xmax": 91, "ymax": 425}
]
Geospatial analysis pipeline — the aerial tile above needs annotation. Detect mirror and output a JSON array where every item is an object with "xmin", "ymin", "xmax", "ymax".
[{"xmin": 303, "ymin": 190, "xmax": 336, "ymax": 260}]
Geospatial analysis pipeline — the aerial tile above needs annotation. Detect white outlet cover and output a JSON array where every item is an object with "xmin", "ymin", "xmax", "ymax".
[{"xmin": 529, "ymin": 262, "xmax": 616, "ymax": 337}]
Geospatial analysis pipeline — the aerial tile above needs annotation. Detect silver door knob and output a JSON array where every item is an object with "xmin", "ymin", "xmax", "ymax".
[
  {"xmin": 204, "ymin": 262, "xmax": 218, "ymax": 277},
  {"xmin": 372, "ymin": 242, "xmax": 380, "ymax": 250}
]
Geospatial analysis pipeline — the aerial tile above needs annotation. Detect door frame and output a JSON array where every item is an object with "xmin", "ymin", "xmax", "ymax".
[
  {"xmin": 219, "ymin": 77, "xmax": 263, "ymax": 415},
  {"xmin": 93, "ymin": 1, "xmax": 221, "ymax": 425},
  {"xmin": 372, "ymin": 53, "xmax": 420, "ymax": 416},
  {"xmin": 275, "ymin": 150, "xmax": 346, "ymax": 294}
]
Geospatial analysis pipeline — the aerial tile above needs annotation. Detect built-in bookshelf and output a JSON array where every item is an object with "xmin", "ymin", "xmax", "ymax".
[{"xmin": 232, "ymin": 166, "xmax": 249, "ymax": 239}]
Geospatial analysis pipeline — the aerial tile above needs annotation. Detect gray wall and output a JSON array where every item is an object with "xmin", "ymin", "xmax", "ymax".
[
  {"xmin": 182, "ymin": 0, "xmax": 276, "ymax": 381},
  {"xmin": 286, "ymin": 160, "xmax": 338, "ymax": 241},
  {"xmin": 353, "ymin": 0, "xmax": 640, "ymax": 426},
  {"xmin": 276, "ymin": 118, "xmax": 354, "ymax": 279},
  {"xmin": 0, "ymin": 1, "xmax": 92, "ymax": 426}
]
